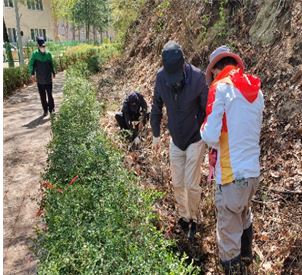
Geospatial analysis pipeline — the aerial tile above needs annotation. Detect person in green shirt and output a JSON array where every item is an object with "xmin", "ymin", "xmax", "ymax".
[{"xmin": 28, "ymin": 37, "xmax": 56, "ymax": 116}]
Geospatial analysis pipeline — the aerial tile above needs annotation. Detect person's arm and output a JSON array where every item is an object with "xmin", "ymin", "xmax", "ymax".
[
  {"xmin": 28, "ymin": 51, "xmax": 36, "ymax": 76},
  {"xmin": 199, "ymin": 74, "xmax": 209, "ymax": 124},
  {"xmin": 150, "ymin": 77, "xmax": 163, "ymax": 138},
  {"xmin": 138, "ymin": 94, "xmax": 148, "ymax": 124},
  {"xmin": 49, "ymin": 53, "xmax": 56, "ymax": 76},
  {"xmin": 200, "ymin": 83, "xmax": 226, "ymax": 149},
  {"xmin": 122, "ymin": 98, "xmax": 132, "ymax": 130}
]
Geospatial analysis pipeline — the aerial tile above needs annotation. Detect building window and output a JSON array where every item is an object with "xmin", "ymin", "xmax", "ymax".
[
  {"xmin": 4, "ymin": 0, "xmax": 14, "ymax": 7},
  {"xmin": 27, "ymin": 0, "xmax": 43, "ymax": 10},
  {"xmin": 7, "ymin": 28, "xmax": 17, "ymax": 42},
  {"xmin": 31, "ymin": 28, "xmax": 47, "ymax": 40}
]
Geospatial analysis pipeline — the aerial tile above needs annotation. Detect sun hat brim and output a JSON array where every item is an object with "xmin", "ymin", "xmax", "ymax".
[{"xmin": 205, "ymin": 52, "xmax": 244, "ymax": 85}]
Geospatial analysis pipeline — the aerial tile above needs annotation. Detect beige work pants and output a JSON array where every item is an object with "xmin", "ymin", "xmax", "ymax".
[{"xmin": 169, "ymin": 140, "xmax": 206, "ymax": 222}]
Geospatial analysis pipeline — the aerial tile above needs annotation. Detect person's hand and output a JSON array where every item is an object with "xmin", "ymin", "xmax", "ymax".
[
  {"xmin": 138, "ymin": 122, "xmax": 144, "ymax": 131},
  {"xmin": 209, "ymin": 149, "xmax": 217, "ymax": 167},
  {"xmin": 134, "ymin": 136, "xmax": 141, "ymax": 145},
  {"xmin": 31, "ymin": 75, "xmax": 36, "ymax": 82},
  {"xmin": 152, "ymin": 136, "xmax": 160, "ymax": 153}
]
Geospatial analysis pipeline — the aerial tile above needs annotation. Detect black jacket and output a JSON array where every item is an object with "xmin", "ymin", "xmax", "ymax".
[
  {"xmin": 122, "ymin": 92, "xmax": 148, "ymax": 129},
  {"xmin": 151, "ymin": 63, "xmax": 208, "ymax": 150},
  {"xmin": 28, "ymin": 49, "xmax": 55, "ymax": 84}
]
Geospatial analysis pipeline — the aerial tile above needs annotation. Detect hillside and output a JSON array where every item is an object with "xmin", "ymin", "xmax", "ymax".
[{"xmin": 96, "ymin": 0, "xmax": 302, "ymax": 273}]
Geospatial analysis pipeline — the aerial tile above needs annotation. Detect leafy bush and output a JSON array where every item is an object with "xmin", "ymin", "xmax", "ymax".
[
  {"xmin": 3, "ymin": 66, "xmax": 31, "ymax": 97},
  {"xmin": 35, "ymin": 68, "xmax": 199, "ymax": 274},
  {"xmin": 54, "ymin": 43, "xmax": 120, "ymax": 73}
]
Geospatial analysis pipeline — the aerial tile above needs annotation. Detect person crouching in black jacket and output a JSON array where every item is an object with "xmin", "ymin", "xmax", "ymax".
[{"xmin": 115, "ymin": 91, "xmax": 149, "ymax": 144}]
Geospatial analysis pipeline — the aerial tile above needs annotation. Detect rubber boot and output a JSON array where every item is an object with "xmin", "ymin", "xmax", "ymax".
[
  {"xmin": 187, "ymin": 220, "xmax": 197, "ymax": 240},
  {"xmin": 178, "ymin": 218, "xmax": 189, "ymax": 233},
  {"xmin": 241, "ymin": 224, "xmax": 253, "ymax": 266}
]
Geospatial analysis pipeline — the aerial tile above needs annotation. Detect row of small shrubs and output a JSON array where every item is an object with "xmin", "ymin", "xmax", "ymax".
[
  {"xmin": 35, "ymin": 64, "xmax": 198, "ymax": 274},
  {"xmin": 54, "ymin": 43, "xmax": 120, "ymax": 73},
  {"xmin": 3, "ymin": 43, "xmax": 120, "ymax": 97},
  {"xmin": 3, "ymin": 65, "xmax": 31, "ymax": 97}
]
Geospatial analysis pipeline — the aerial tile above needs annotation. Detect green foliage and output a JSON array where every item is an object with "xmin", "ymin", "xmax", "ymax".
[
  {"xmin": 110, "ymin": 0, "xmax": 146, "ymax": 43},
  {"xmin": 196, "ymin": 15, "xmax": 210, "ymax": 45},
  {"xmin": 197, "ymin": 0, "xmax": 229, "ymax": 47},
  {"xmin": 51, "ymin": 0, "xmax": 78, "ymax": 25},
  {"xmin": 3, "ymin": 66, "xmax": 30, "ymax": 97},
  {"xmin": 156, "ymin": 0, "xmax": 171, "ymax": 18},
  {"xmin": 35, "ymin": 69, "xmax": 199, "ymax": 274},
  {"xmin": 212, "ymin": 0, "xmax": 228, "ymax": 39},
  {"xmin": 54, "ymin": 43, "xmax": 120, "ymax": 73},
  {"xmin": 154, "ymin": 0, "xmax": 171, "ymax": 33},
  {"xmin": 4, "ymin": 42, "xmax": 15, "ymax": 67},
  {"xmin": 46, "ymin": 41, "xmax": 82, "ymax": 57},
  {"xmin": 72, "ymin": 0, "xmax": 110, "ymax": 40}
]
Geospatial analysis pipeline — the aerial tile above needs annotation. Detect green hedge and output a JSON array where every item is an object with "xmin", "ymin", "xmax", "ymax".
[
  {"xmin": 3, "ymin": 65, "xmax": 31, "ymax": 97},
  {"xmin": 54, "ymin": 43, "xmax": 120, "ymax": 73},
  {"xmin": 35, "ymin": 67, "xmax": 198, "ymax": 274}
]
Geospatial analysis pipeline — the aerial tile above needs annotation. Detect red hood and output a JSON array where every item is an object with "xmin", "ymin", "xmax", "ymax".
[{"xmin": 230, "ymin": 69, "xmax": 261, "ymax": 103}]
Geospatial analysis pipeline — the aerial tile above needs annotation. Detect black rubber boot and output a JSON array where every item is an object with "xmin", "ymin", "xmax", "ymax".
[
  {"xmin": 221, "ymin": 255, "xmax": 245, "ymax": 275},
  {"xmin": 188, "ymin": 220, "xmax": 197, "ymax": 240},
  {"xmin": 241, "ymin": 223, "xmax": 253, "ymax": 266},
  {"xmin": 178, "ymin": 218, "xmax": 189, "ymax": 233}
]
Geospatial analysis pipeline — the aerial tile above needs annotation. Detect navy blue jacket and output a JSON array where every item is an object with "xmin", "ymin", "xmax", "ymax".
[{"xmin": 151, "ymin": 63, "xmax": 208, "ymax": 151}]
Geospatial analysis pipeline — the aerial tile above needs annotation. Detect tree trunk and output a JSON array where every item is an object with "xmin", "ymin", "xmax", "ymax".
[
  {"xmin": 93, "ymin": 26, "xmax": 97, "ymax": 44},
  {"xmin": 66, "ymin": 21, "xmax": 69, "ymax": 40},
  {"xmin": 72, "ymin": 24, "xmax": 76, "ymax": 41},
  {"xmin": 3, "ymin": 19, "xmax": 14, "ymax": 67},
  {"xmin": 100, "ymin": 28, "xmax": 103, "ymax": 43},
  {"xmin": 53, "ymin": 17, "xmax": 59, "ymax": 41},
  {"xmin": 78, "ymin": 26, "xmax": 81, "ymax": 41},
  {"xmin": 86, "ymin": 23, "xmax": 89, "ymax": 42},
  {"xmin": 13, "ymin": 0, "xmax": 24, "ymax": 65}
]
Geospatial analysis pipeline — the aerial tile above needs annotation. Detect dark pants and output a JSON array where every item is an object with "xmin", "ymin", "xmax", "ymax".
[{"xmin": 37, "ymin": 83, "xmax": 55, "ymax": 113}]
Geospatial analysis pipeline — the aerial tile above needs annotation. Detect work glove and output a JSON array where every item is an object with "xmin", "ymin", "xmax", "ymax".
[
  {"xmin": 134, "ymin": 136, "xmax": 141, "ymax": 145},
  {"xmin": 209, "ymin": 148, "xmax": 217, "ymax": 167},
  {"xmin": 208, "ymin": 148, "xmax": 217, "ymax": 183}
]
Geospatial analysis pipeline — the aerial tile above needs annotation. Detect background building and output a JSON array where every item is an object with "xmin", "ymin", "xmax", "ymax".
[
  {"xmin": 4, "ymin": 0, "xmax": 114, "ymax": 44},
  {"xmin": 4, "ymin": 0, "xmax": 55, "ymax": 44}
]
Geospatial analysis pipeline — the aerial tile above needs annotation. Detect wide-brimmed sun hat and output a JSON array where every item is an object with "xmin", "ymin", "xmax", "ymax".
[{"xmin": 205, "ymin": 45, "xmax": 244, "ymax": 85}]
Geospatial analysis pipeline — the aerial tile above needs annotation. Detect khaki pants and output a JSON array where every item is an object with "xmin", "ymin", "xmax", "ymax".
[
  {"xmin": 215, "ymin": 177, "xmax": 259, "ymax": 261},
  {"xmin": 169, "ymin": 140, "xmax": 206, "ymax": 222}
]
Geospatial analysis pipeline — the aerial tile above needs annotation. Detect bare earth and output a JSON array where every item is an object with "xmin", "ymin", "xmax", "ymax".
[{"xmin": 3, "ymin": 72, "xmax": 64, "ymax": 274}]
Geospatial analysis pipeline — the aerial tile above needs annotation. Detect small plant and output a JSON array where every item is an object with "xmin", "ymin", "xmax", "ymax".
[{"xmin": 156, "ymin": 0, "xmax": 171, "ymax": 18}]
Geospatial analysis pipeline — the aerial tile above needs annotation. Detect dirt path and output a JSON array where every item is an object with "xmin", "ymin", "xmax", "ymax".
[{"xmin": 3, "ymin": 72, "xmax": 65, "ymax": 274}]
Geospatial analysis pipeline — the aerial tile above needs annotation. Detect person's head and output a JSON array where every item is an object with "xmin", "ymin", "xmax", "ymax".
[
  {"xmin": 36, "ymin": 37, "xmax": 46, "ymax": 53},
  {"xmin": 162, "ymin": 41, "xmax": 185, "ymax": 86},
  {"xmin": 128, "ymin": 92, "xmax": 140, "ymax": 112},
  {"xmin": 205, "ymin": 45, "xmax": 244, "ymax": 85},
  {"xmin": 211, "ymin": 56, "xmax": 238, "ymax": 78}
]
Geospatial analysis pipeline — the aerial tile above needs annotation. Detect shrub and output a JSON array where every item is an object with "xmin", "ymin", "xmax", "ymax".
[
  {"xmin": 3, "ymin": 66, "xmax": 30, "ymax": 97},
  {"xmin": 35, "ymin": 68, "xmax": 199, "ymax": 274},
  {"xmin": 54, "ymin": 43, "xmax": 120, "ymax": 73}
]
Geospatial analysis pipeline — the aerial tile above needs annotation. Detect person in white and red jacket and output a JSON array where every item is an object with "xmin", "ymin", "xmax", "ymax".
[{"xmin": 201, "ymin": 46, "xmax": 264, "ymax": 274}]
